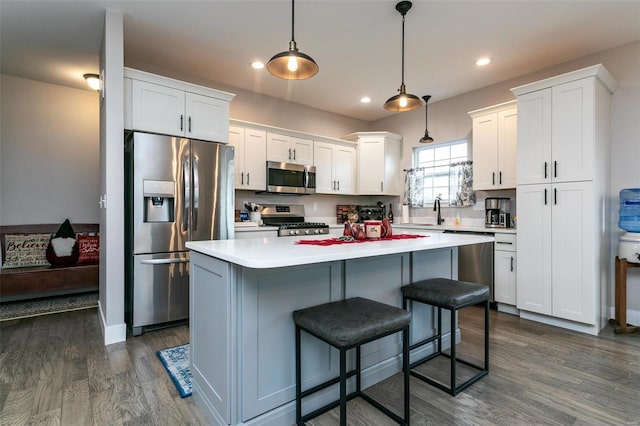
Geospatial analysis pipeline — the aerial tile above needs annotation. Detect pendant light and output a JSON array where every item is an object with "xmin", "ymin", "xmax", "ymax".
[
  {"xmin": 266, "ymin": 0, "xmax": 318, "ymax": 80},
  {"xmin": 419, "ymin": 95, "xmax": 435, "ymax": 143},
  {"xmin": 384, "ymin": 1, "xmax": 422, "ymax": 112}
]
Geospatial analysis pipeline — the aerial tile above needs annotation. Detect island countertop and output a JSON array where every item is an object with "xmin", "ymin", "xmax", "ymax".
[{"xmin": 186, "ymin": 231, "xmax": 494, "ymax": 269}]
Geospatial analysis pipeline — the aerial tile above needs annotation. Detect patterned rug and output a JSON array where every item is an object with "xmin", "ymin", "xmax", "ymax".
[
  {"xmin": 157, "ymin": 343, "xmax": 192, "ymax": 398},
  {"xmin": 0, "ymin": 292, "xmax": 98, "ymax": 321}
]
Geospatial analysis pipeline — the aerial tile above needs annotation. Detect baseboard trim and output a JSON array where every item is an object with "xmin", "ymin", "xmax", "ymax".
[{"xmin": 98, "ymin": 300, "xmax": 127, "ymax": 345}]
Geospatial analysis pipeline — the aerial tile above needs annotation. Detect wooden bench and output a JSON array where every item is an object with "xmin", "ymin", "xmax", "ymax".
[{"xmin": 0, "ymin": 224, "xmax": 99, "ymax": 302}]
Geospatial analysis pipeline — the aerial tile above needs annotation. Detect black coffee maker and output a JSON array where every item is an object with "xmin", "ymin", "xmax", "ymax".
[
  {"xmin": 485, "ymin": 198, "xmax": 501, "ymax": 227},
  {"xmin": 486, "ymin": 197, "xmax": 511, "ymax": 228}
]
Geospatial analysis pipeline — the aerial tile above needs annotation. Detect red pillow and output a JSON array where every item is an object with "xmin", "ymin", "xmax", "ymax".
[{"xmin": 77, "ymin": 234, "xmax": 99, "ymax": 265}]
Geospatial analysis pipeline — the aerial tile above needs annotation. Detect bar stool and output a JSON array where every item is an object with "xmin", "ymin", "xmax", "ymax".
[
  {"xmin": 401, "ymin": 278, "xmax": 489, "ymax": 396},
  {"xmin": 293, "ymin": 297, "xmax": 411, "ymax": 425}
]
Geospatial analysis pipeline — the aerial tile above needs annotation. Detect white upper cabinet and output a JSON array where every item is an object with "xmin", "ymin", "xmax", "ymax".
[
  {"xmin": 267, "ymin": 133, "xmax": 313, "ymax": 165},
  {"xmin": 229, "ymin": 125, "xmax": 267, "ymax": 191},
  {"xmin": 314, "ymin": 141, "xmax": 356, "ymax": 195},
  {"xmin": 512, "ymin": 64, "xmax": 616, "ymax": 185},
  {"xmin": 124, "ymin": 68, "xmax": 235, "ymax": 143},
  {"xmin": 342, "ymin": 132, "xmax": 402, "ymax": 196},
  {"xmin": 469, "ymin": 101, "xmax": 517, "ymax": 190}
]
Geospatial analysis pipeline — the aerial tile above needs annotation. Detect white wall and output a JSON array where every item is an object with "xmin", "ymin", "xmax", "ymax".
[{"xmin": 0, "ymin": 75, "xmax": 100, "ymax": 225}]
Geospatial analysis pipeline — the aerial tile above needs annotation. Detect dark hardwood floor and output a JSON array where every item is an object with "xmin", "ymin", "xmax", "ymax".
[{"xmin": 1, "ymin": 306, "xmax": 638, "ymax": 425}]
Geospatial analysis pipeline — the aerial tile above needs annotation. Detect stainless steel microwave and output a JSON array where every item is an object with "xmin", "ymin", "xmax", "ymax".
[{"xmin": 266, "ymin": 161, "xmax": 316, "ymax": 194}]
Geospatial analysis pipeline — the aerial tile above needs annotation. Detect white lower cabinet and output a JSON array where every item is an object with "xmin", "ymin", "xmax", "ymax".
[
  {"xmin": 517, "ymin": 181, "xmax": 596, "ymax": 325},
  {"xmin": 494, "ymin": 233, "xmax": 517, "ymax": 306}
]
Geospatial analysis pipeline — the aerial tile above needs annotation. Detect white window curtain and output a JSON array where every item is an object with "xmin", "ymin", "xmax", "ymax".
[{"xmin": 404, "ymin": 161, "xmax": 475, "ymax": 208}]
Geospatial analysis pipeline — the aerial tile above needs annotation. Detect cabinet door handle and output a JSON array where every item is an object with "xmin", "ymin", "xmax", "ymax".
[
  {"xmin": 510, "ymin": 256, "xmax": 514, "ymax": 272},
  {"xmin": 554, "ymin": 188, "xmax": 558, "ymax": 205},
  {"xmin": 496, "ymin": 241, "xmax": 513, "ymax": 245},
  {"xmin": 337, "ymin": 180, "xmax": 340, "ymax": 191},
  {"xmin": 554, "ymin": 160, "xmax": 558, "ymax": 178},
  {"xmin": 293, "ymin": 149, "xmax": 296, "ymax": 161},
  {"xmin": 544, "ymin": 188, "xmax": 548, "ymax": 205},
  {"xmin": 544, "ymin": 162, "xmax": 548, "ymax": 179},
  {"xmin": 288, "ymin": 148, "xmax": 292, "ymax": 160},
  {"xmin": 499, "ymin": 171, "xmax": 502, "ymax": 185},
  {"xmin": 188, "ymin": 116, "xmax": 192, "ymax": 132},
  {"xmin": 247, "ymin": 173, "xmax": 250, "ymax": 186},
  {"xmin": 492, "ymin": 172, "xmax": 496, "ymax": 185},
  {"xmin": 332, "ymin": 180, "xmax": 335, "ymax": 190},
  {"xmin": 241, "ymin": 172, "xmax": 244, "ymax": 185},
  {"xmin": 381, "ymin": 181, "xmax": 384, "ymax": 192},
  {"xmin": 180, "ymin": 114, "xmax": 184, "ymax": 131}
]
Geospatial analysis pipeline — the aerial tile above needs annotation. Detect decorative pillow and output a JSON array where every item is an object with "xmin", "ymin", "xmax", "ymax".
[
  {"xmin": 77, "ymin": 234, "xmax": 100, "ymax": 265},
  {"xmin": 46, "ymin": 219, "xmax": 79, "ymax": 267},
  {"xmin": 2, "ymin": 233, "xmax": 51, "ymax": 268}
]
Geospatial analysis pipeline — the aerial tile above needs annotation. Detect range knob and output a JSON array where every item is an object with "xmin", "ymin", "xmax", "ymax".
[
  {"xmin": 314, "ymin": 229, "xmax": 320, "ymax": 234},
  {"xmin": 289, "ymin": 230, "xmax": 296, "ymax": 236},
  {"xmin": 305, "ymin": 229, "xmax": 311, "ymax": 235}
]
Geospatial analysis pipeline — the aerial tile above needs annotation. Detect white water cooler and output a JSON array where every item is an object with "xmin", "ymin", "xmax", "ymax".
[{"xmin": 618, "ymin": 188, "xmax": 640, "ymax": 263}]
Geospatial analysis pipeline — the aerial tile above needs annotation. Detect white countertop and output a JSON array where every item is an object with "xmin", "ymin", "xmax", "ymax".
[{"xmin": 187, "ymin": 231, "xmax": 494, "ymax": 269}]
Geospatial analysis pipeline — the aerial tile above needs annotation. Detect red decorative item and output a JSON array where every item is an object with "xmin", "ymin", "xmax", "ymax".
[
  {"xmin": 77, "ymin": 234, "xmax": 100, "ymax": 265},
  {"xmin": 295, "ymin": 234, "xmax": 427, "ymax": 246},
  {"xmin": 382, "ymin": 218, "xmax": 393, "ymax": 238},
  {"xmin": 343, "ymin": 221, "xmax": 353, "ymax": 237}
]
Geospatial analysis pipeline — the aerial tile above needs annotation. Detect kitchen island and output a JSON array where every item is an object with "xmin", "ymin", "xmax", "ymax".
[{"xmin": 186, "ymin": 231, "xmax": 494, "ymax": 425}]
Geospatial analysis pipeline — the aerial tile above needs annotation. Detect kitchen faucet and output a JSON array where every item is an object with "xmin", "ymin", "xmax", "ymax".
[{"xmin": 433, "ymin": 196, "xmax": 444, "ymax": 225}]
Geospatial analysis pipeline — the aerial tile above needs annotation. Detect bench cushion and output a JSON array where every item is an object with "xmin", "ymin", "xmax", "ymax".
[
  {"xmin": 402, "ymin": 278, "xmax": 489, "ymax": 309},
  {"xmin": 293, "ymin": 297, "xmax": 411, "ymax": 349}
]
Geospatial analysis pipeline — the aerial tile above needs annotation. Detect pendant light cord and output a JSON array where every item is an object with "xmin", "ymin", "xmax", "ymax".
[
  {"xmin": 401, "ymin": 13, "xmax": 405, "ymax": 86},
  {"xmin": 291, "ymin": 0, "xmax": 295, "ymax": 42}
]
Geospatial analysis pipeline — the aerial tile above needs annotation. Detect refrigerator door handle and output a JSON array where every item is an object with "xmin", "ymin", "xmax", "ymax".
[
  {"xmin": 193, "ymin": 154, "xmax": 199, "ymax": 231},
  {"xmin": 140, "ymin": 258, "xmax": 189, "ymax": 265},
  {"xmin": 183, "ymin": 155, "xmax": 190, "ymax": 232}
]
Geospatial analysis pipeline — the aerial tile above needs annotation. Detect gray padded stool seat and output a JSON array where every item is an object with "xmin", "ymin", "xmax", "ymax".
[
  {"xmin": 293, "ymin": 297, "xmax": 411, "ymax": 425},
  {"xmin": 401, "ymin": 278, "xmax": 489, "ymax": 396}
]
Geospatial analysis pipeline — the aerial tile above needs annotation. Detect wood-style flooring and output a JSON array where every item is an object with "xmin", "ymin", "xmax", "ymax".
[{"xmin": 1, "ymin": 306, "xmax": 638, "ymax": 425}]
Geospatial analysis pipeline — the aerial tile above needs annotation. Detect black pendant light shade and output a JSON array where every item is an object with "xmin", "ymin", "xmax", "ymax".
[
  {"xmin": 267, "ymin": 0, "xmax": 318, "ymax": 80},
  {"xmin": 420, "ymin": 95, "xmax": 435, "ymax": 143},
  {"xmin": 384, "ymin": 1, "xmax": 422, "ymax": 112}
]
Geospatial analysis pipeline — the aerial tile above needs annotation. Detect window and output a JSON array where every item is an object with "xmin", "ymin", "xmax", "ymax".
[{"xmin": 412, "ymin": 139, "xmax": 468, "ymax": 204}]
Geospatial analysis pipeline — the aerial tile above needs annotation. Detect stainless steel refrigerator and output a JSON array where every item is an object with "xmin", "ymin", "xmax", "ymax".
[{"xmin": 125, "ymin": 131, "xmax": 234, "ymax": 336}]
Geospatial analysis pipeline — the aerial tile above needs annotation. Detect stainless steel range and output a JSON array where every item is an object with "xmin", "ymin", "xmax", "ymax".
[{"xmin": 261, "ymin": 204, "xmax": 330, "ymax": 237}]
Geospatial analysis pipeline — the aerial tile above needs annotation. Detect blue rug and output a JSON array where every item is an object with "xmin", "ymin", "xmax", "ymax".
[{"xmin": 157, "ymin": 343, "xmax": 192, "ymax": 398}]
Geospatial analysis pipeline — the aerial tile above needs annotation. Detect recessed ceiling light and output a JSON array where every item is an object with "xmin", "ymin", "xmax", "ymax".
[
  {"xmin": 360, "ymin": 96, "xmax": 371, "ymax": 103},
  {"xmin": 476, "ymin": 57, "xmax": 492, "ymax": 66},
  {"xmin": 251, "ymin": 61, "xmax": 265, "ymax": 70}
]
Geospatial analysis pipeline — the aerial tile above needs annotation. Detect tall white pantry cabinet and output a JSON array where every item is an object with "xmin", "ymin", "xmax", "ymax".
[{"xmin": 512, "ymin": 64, "xmax": 617, "ymax": 335}]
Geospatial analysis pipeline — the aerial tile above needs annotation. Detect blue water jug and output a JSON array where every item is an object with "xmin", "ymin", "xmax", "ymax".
[{"xmin": 619, "ymin": 188, "xmax": 640, "ymax": 233}]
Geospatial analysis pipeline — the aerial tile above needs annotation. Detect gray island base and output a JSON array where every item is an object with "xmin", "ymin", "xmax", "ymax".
[{"xmin": 186, "ymin": 231, "xmax": 494, "ymax": 425}]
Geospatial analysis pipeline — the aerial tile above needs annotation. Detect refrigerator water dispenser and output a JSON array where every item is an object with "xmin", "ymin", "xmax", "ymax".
[{"xmin": 143, "ymin": 180, "xmax": 175, "ymax": 222}]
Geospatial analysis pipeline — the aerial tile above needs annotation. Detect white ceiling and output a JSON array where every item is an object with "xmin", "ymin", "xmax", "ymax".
[{"xmin": 2, "ymin": 0, "xmax": 639, "ymax": 122}]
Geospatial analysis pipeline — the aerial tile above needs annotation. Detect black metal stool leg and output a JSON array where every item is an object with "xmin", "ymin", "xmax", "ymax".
[
  {"xmin": 403, "ymin": 326, "xmax": 410, "ymax": 425},
  {"xmin": 296, "ymin": 325, "xmax": 302, "ymax": 425},
  {"xmin": 437, "ymin": 306, "xmax": 442, "ymax": 354},
  {"xmin": 485, "ymin": 300, "xmax": 489, "ymax": 372},
  {"xmin": 450, "ymin": 308, "xmax": 456, "ymax": 395},
  {"xmin": 340, "ymin": 347, "xmax": 347, "ymax": 426}
]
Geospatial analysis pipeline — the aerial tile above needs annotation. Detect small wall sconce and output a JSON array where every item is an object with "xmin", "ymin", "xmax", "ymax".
[{"xmin": 83, "ymin": 73, "xmax": 101, "ymax": 91}]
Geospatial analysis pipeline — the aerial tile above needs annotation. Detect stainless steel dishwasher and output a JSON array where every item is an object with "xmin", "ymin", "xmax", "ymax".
[{"xmin": 444, "ymin": 230, "xmax": 495, "ymax": 305}]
